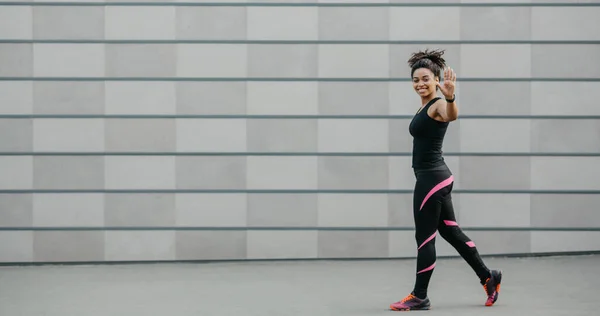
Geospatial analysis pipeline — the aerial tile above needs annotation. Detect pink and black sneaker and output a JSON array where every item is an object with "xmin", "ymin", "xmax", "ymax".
[
  {"xmin": 482, "ymin": 270, "xmax": 502, "ymax": 306},
  {"xmin": 390, "ymin": 293, "xmax": 431, "ymax": 311}
]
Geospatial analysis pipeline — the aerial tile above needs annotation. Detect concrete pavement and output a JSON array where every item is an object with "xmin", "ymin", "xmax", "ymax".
[{"xmin": 1, "ymin": 255, "xmax": 599, "ymax": 315}]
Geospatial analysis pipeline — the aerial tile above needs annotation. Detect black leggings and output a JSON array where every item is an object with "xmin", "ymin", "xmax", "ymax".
[{"xmin": 412, "ymin": 164, "xmax": 490, "ymax": 299}]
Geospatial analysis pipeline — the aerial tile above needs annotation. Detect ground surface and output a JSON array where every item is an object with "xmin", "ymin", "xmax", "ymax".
[{"xmin": 1, "ymin": 255, "xmax": 598, "ymax": 315}]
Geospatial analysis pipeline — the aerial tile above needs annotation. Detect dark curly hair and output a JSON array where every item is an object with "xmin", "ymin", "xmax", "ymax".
[{"xmin": 407, "ymin": 48, "xmax": 447, "ymax": 78}]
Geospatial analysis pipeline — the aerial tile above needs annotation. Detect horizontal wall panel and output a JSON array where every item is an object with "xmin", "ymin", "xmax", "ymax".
[
  {"xmin": 458, "ymin": 193, "xmax": 531, "ymax": 227},
  {"xmin": 176, "ymin": 82, "xmax": 246, "ymax": 115},
  {"xmin": 459, "ymin": 119, "xmax": 531, "ymax": 152},
  {"xmin": 319, "ymin": 157, "xmax": 389, "ymax": 190},
  {"xmin": 177, "ymin": 119, "xmax": 247, "ymax": 152},
  {"xmin": 2, "ymin": 156, "xmax": 600, "ymax": 191},
  {"xmin": 33, "ymin": 156, "xmax": 102, "ymax": 190},
  {"xmin": 318, "ymin": 194, "xmax": 388, "ymax": 227},
  {"xmin": 105, "ymin": 119, "xmax": 175, "ymax": 152},
  {"xmin": 105, "ymin": 231, "xmax": 175, "ymax": 261},
  {"xmin": 321, "ymin": 7, "xmax": 389, "ymax": 40},
  {"xmin": 531, "ymin": 194, "xmax": 600, "ymax": 228},
  {"xmin": 34, "ymin": 81, "xmax": 104, "ymax": 115},
  {"xmin": 0, "ymin": 157, "xmax": 33, "ymax": 190},
  {"xmin": 531, "ymin": 157, "xmax": 600, "ymax": 190},
  {"xmin": 248, "ymin": 44, "xmax": 317, "ymax": 78},
  {"xmin": 0, "ymin": 44, "xmax": 32, "ymax": 77},
  {"xmin": 393, "ymin": 0, "xmax": 460, "ymax": 3},
  {"xmin": 247, "ymin": 193, "xmax": 317, "ymax": 227},
  {"xmin": 247, "ymin": 119, "xmax": 317, "ymax": 152},
  {"xmin": 33, "ymin": 119, "xmax": 104, "ymax": 152},
  {"xmin": 532, "ymin": 44, "xmax": 600, "ymax": 78},
  {"xmin": 318, "ymin": 231, "xmax": 388, "ymax": 258},
  {"xmin": 531, "ymin": 231, "xmax": 600, "ymax": 253},
  {"xmin": 33, "ymin": 193, "xmax": 104, "ymax": 227},
  {"xmin": 106, "ymin": 82, "xmax": 176, "ymax": 115},
  {"xmin": 318, "ymin": 119, "xmax": 388, "ymax": 152},
  {"xmin": 457, "ymin": 82, "xmax": 531, "ymax": 116},
  {"xmin": 318, "ymin": 44, "xmax": 389, "ymax": 78},
  {"xmin": 10, "ymin": 193, "xmax": 600, "ymax": 230},
  {"xmin": 322, "ymin": 0, "xmax": 390, "ymax": 3},
  {"xmin": 33, "ymin": 44, "xmax": 105, "ymax": 77},
  {"xmin": 105, "ymin": 7, "xmax": 175, "ymax": 40},
  {"xmin": 460, "ymin": 6, "xmax": 531, "ymax": 40},
  {"xmin": 0, "ymin": 194, "xmax": 33, "ymax": 227},
  {"xmin": 176, "ymin": 193, "xmax": 247, "ymax": 227},
  {"xmin": 177, "ymin": 44, "xmax": 247, "ymax": 77},
  {"xmin": 531, "ymin": 119, "xmax": 600, "ymax": 153},
  {"xmin": 391, "ymin": 7, "xmax": 460, "ymax": 40},
  {"xmin": 247, "ymin": 82, "xmax": 318, "ymax": 115},
  {"xmin": 115, "ymin": 124, "xmax": 197, "ymax": 153},
  {"xmin": 106, "ymin": 44, "xmax": 176, "ymax": 77},
  {"xmin": 532, "ymin": 7, "xmax": 600, "ymax": 40},
  {"xmin": 247, "ymin": 156, "xmax": 318, "ymax": 189},
  {"xmin": 459, "ymin": 156, "xmax": 530, "ymax": 190},
  {"xmin": 388, "ymin": 7, "xmax": 461, "ymax": 41},
  {"xmin": 0, "ymin": 119, "xmax": 32, "ymax": 152},
  {"xmin": 3, "ymin": 43, "xmax": 600, "ymax": 80},
  {"xmin": 33, "ymin": 231, "xmax": 104, "ymax": 262},
  {"xmin": 176, "ymin": 6, "xmax": 246, "ymax": 40},
  {"xmin": 176, "ymin": 230, "xmax": 246, "ymax": 260},
  {"xmin": 0, "ymin": 82, "xmax": 33, "ymax": 114},
  {"xmin": 319, "ymin": 82, "xmax": 388, "ymax": 115},
  {"xmin": 459, "ymin": 0, "xmax": 531, "ymax": 3},
  {"xmin": 33, "ymin": 6, "xmax": 103, "ymax": 40},
  {"xmin": 0, "ymin": 232, "xmax": 33, "ymax": 262},
  {"xmin": 247, "ymin": 231, "xmax": 318, "ymax": 259},
  {"xmin": 0, "ymin": 6, "xmax": 32, "ymax": 40},
  {"xmin": 531, "ymin": 82, "xmax": 600, "ymax": 116},
  {"xmin": 460, "ymin": 44, "xmax": 531, "ymax": 78},
  {"xmin": 105, "ymin": 193, "xmax": 175, "ymax": 227},
  {"xmin": 105, "ymin": 156, "xmax": 175, "ymax": 189},
  {"xmin": 248, "ymin": 7, "xmax": 318, "ymax": 40},
  {"xmin": 176, "ymin": 156, "xmax": 246, "ymax": 190}
]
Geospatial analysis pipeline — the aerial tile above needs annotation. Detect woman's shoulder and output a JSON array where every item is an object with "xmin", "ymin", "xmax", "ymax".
[
  {"xmin": 427, "ymin": 97, "xmax": 451, "ymax": 123},
  {"xmin": 432, "ymin": 97, "xmax": 446, "ymax": 107}
]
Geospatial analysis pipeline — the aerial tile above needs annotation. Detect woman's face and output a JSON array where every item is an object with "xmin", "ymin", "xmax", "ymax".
[{"xmin": 412, "ymin": 68, "xmax": 438, "ymax": 98}]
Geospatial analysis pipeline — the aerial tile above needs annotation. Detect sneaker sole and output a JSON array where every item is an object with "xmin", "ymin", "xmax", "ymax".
[{"xmin": 390, "ymin": 305, "xmax": 431, "ymax": 311}]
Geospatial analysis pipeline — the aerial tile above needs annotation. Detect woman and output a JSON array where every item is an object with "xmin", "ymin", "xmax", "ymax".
[{"xmin": 389, "ymin": 49, "xmax": 502, "ymax": 311}]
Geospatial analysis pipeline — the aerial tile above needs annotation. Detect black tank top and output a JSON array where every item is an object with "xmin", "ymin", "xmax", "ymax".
[{"xmin": 409, "ymin": 97, "xmax": 449, "ymax": 170}]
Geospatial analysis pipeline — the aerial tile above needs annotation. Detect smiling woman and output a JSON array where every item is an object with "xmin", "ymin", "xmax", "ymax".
[
  {"xmin": 409, "ymin": 49, "xmax": 458, "ymax": 122},
  {"xmin": 389, "ymin": 49, "xmax": 502, "ymax": 312}
]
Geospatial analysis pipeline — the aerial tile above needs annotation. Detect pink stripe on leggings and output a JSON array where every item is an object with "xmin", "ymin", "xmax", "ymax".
[
  {"xmin": 417, "ymin": 262, "xmax": 436, "ymax": 274},
  {"xmin": 444, "ymin": 220, "xmax": 458, "ymax": 226},
  {"xmin": 466, "ymin": 241, "xmax": 476, "ymax": 248},
  {"xmin": 420, "ymin": 175, "xmax": 454, "ymax": 211},
  {"xmin": 418, "ymin": 231, "xmax": 437, "ymax": 250}
]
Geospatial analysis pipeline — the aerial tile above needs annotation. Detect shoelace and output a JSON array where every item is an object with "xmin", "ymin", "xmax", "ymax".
[{"xmin": 401, "ymin": 294, "xmax": 416, "ymax": 304}]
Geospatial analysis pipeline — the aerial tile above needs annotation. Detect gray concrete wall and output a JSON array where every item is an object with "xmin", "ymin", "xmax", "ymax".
[{"xmin": 0, "ymin": 0, "xmax": 599, "ymax": 263}]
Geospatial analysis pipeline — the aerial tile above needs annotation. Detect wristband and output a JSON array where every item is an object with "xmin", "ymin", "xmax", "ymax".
[{"xmin": 445, "ymin": 94, "xmax": 455, "ymax": 103}]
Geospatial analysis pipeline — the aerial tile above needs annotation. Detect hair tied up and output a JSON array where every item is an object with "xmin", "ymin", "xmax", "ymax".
[
  {"xmin": 407, "ymin": 48, "xmax": 446, "ymax": 69},
  {"xmin": 407, "ymin": 48, "xmax": 447, "ymax": 78}
]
